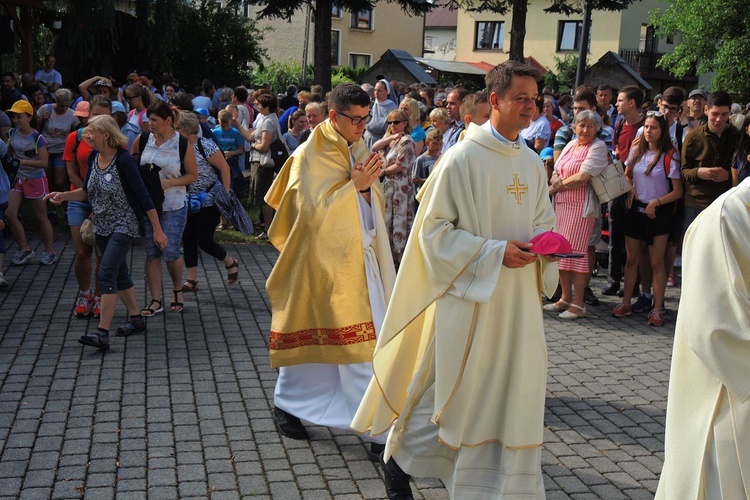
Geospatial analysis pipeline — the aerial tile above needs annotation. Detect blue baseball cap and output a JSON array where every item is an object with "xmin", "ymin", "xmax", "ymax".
[
  {"xmin": 194, "ymin": 108, "xmax": 209, "ymax": 117},
  {"xmin": 540, "ymin": 147, "xmax": 554, "ymax": 161},
  {"xmin": 111, "ymin": 101, "xmax": 126, "ymax": 113}
]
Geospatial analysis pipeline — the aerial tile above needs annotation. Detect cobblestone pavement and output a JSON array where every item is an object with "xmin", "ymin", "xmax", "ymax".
[{"xmin": 0, "ymin": 233, "xmax": 678, "ymax": 499}]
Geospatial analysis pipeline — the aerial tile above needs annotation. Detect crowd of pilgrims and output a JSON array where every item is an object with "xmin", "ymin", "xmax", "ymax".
[{"xmin": 0, "ymin": 62, "xmax": 748, "ymax": 347}]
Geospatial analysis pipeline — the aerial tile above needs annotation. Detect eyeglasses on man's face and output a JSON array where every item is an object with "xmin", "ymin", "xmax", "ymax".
[{"xmin": 336, "ymin": 111, "xmax": 372, "ymax": 126}]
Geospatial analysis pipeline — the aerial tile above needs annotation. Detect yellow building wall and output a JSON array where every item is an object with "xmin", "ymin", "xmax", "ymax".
[
  {"xmin": 247, "ymin": 4, "xmax": 423, "ymax": 70},
  {"xmin": 333, "ymin": 3, "xmax": 424, "ymax": 68},
  {"xmin": 456, "ymin": 1, "xmax": 663, "ymax": 71}
]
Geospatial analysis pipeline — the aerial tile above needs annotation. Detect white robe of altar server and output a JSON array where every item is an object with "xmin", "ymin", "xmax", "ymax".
[{"xmin": 655, "ymin": 177, "xmax": 750, "ymax": 500}]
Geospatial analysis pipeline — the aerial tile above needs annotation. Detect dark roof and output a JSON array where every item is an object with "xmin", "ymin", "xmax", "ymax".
[
  {"xmin": 387, "ymin": 49, "xmax": 438, "ymax": 84},
  {"xmin": 425, "ymin": 4, "xmax": 457, "ymax": 28},
  {"xmin": 587, "ymin": 51, "xmax": 652, "ymax": 90}
]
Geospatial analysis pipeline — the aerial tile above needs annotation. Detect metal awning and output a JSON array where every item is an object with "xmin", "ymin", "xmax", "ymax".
[{"xmin": 416, "ymin": 58, "xmax": 489, "ymax": 76}]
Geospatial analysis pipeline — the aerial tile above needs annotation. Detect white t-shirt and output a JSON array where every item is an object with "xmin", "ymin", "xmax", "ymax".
[
  {"xmin": 34, "ymin": 69, "xmax": 62, "ymax": 88},
  {"xmin": 37, "ymin": 104, "xmax": 78, "ymax": 154},
  {"xmin": 192, "ymin": 95, "xmax": 212, "ymax": 112},
  {"xmin": 626, "ymin": 149, "xmax": 681, "ymax": 203},
  {"xmin": 128, "ymin": 108, "xmax": 149, "ymax": 131},
  {"xmin": 520, "ymin": 116, "xmax": 551, "ymax": 144}
]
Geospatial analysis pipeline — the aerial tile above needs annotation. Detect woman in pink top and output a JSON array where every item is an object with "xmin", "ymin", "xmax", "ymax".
[{"xmin": 545, "ymin": 110, "xmax": 609, "ymax": 319}]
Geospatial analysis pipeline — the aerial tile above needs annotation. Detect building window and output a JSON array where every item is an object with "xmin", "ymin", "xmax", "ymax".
[
  {"xmin": 332, "ymin": 4, "xmax": 342, "ymax": 18},
  {"xmin": 639, "ymin": 23, "xmax": 657, "ymax": 52},
  {"xmin": 331, "ymin": 30, "xmax": 340, "ymax": 66},
  {"xmin": 351, "ymin": 9, "xmax": 373, "ymax": 30},
  {"xmin": 475, "ymin": 21, "xmax": 505, "ymax": 51},
  {"xmin": 349, "ymin": 53, "xmax": 371, "ymax": 70},
  {"xmin": 557, "ymin": 20, "xmax": 583, "ymax": 51}
]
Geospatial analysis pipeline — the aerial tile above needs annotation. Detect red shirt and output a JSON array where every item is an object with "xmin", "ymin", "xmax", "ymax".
[
  {"xmin": 62, "ymin": 129, "xmax": 92, "ymax": 191},
  {"xmin": 615, "ymin": 119, "xmax": 643, "ymax": 161}
]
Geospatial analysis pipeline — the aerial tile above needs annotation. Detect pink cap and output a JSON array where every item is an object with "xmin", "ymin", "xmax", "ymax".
[
  {"xmin": 528, "ymin": 231, "xmax": 573, "ymax": 255},
  {"xmin": 73, "ymin": 101, "xmax": 90, "ymax": 117}
]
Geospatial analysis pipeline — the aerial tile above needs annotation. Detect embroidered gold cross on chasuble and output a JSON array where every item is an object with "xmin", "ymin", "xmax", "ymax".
[{"xmin": 507, "ymin": 174, "xmax": 528, "ymax": 204}]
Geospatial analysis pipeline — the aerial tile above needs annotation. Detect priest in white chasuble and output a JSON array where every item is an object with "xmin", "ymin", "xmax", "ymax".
[
  {"xmin": 264, "ymin": 84, "xmax": 396, "ymax": 453},
  {"xmin": 352, "ymin": 60, "xmax": 559, "ymax": 499},
  {"xmin": 655, "ymin": 177, "xmax": 750, "ymax": 500}
]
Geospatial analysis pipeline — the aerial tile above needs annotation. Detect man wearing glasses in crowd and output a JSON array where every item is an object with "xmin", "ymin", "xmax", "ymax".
[{"xmin": 263, "ymin": 84, "xmax": 395, "ymax": 460}]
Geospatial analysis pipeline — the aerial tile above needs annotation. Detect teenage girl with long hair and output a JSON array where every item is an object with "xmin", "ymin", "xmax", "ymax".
[{"xmin": 612, "ymin": 112, "xmax": 683, "ymax": 327}]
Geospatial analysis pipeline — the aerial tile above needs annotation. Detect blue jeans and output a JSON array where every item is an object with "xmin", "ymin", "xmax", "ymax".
[
  {"xmin": 142, "ymin": 205, "xmax": 187, "ymax": 262},
  {"xmin": 96, "ymin": 232, "xmax": 135, "ymax": 294}
]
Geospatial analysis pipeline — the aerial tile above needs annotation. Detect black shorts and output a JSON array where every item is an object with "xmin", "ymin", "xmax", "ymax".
[{"xmin": 624, "ymin": 202, "xmax": 676, "ymax": 245}]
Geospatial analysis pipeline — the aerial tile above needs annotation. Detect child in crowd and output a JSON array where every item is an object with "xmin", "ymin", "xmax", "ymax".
[
  {"xmin": 4, "ymin": 100, "xmax": 56, "ymax": 266},
  {"xmin": 412, "ymin": 128, "xmax": 443, "ymax": 191},
  {"xmin": 457, "ymin": 91, "xmax": 491, "ymax": 142},
  {"xmin": 540, "ymin": 146, "xmax": 555, "ymax": 183}
]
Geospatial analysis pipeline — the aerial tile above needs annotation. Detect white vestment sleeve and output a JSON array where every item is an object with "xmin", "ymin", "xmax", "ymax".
[
  {"xmin": 684, "ymin": 191, "xmax": 750, "ymax": 403},
  {"xmin": 419, "ymin": 160, "xmax": 506, "ymax": 304}
]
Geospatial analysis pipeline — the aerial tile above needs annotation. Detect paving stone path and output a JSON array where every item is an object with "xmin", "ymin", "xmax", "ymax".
[{"xmin": 0, "ymin": 234, "xmax": 677, "ymax": 499}]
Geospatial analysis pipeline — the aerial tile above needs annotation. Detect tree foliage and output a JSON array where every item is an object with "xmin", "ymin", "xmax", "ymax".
[
  {"xmin": 169, "ymin": 0, "xmax": 266, "ymax": 88},
  {"xmin": 252, "ymin": 59, "xmax": 303, "ymax": 92},
  {"xmin": 245, "ymin": 0, "xmax": 434, "ymax": 91},
  {"xmin": 651, "ymin": 0, "xmax": 750, "ymax": 99},
  {"xmin": 65, "ymin": 0, "xmax": 119, "ymax": 71}
]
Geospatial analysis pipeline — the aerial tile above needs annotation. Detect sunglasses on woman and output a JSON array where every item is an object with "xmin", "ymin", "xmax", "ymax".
[
  {"xmin": 387, "ymin": 120, "xmax": 406, "ymax": 125},
  {"xmin": 646, "ymin": 110, "xmax": 664, "ymax": 117}
]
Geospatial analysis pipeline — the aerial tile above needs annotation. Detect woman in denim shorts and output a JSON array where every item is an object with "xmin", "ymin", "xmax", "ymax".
[
  {"xmin": 132, "ymin": 101, "xmax": 197, "ymax": 315},
  {"xmin": 47, "ymin": 115, "xmax": 168, "ymax": 350}
]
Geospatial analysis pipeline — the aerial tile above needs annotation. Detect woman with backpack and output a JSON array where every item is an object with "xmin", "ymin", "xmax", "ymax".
[
  {"xmin": 46, "ymin": 115, "xmax": 168, "ymax": 350},
  {"xmin": 176, "ymin": 111, "xmax": 238, "ymax": 292},
  {"xmin": 132, "ymin": 101, "xmax": 198, "ymax": 316},
  {"xmin": 612, "ymin": 112, "xmax": 683, "ymax": 327}
]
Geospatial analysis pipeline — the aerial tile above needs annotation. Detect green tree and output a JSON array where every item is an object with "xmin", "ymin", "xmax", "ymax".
[
  {"xmin": 253, "ymin": 59, "xmax": 303, "ymax": 92},
  {"xmin": 448, "ymin": 0, "xmax": 636, "ymax": 64},
  {"xmin": 169, "ymin": 0, "xmax": 266, "ymax": 87},
  {"xmin": 651, "ymin": 0, "xmax": 750, "ymax": 99},
  {"xmin": 245, "ymin": 0, "xmax": 433, "ymax": 91}
]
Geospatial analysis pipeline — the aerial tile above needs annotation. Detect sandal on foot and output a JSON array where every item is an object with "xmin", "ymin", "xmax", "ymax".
[
  {"xmin": 141, "ymin": 299, "xmax": 163, "ymax": 317},
  {"xmin": 543, "ymin": 300, "xmax": 570, "ymax": 312},
  {"xmin": 170, "ymin": 290, "xmax": 184, "ymax": 313},
  {"xmin": 78, "ymin": 330, "xmax": 110, "ymax": 350},
  {"xmin": 116, "ymin": 317, "xmax": 147, "ymax": 337},
  {"xmin": 559, "ymin": 303, "xmax": 586, "ymax": 320},
  {"xmin": 226, "ymin": 258, "xmax": 239, "ymax": 285},
  {"xmin": 182, "ymin": 279, "xmax": 199, "ymax": 292}
]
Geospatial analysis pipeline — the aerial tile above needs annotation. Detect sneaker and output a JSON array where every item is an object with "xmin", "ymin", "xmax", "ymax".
[
  {"xmin": 92, "ymin": 296, "xmax": 101, "ymax": 319},
  {"xmin": 632, "ymin": 294, "xmax": 654, "ymax": 313},
  {"xmin": 647, "ymin": 308, "xmax": 664, "ymax": 326},
  {"xmin": 0, "ymin": 272, "xmax": 8, "ymax": 288},
  {"xmin": 666, "ymin": 276, "xmax": 676, "ymax": 288},
  {"xmin": 40, "ymin": 250, "xmax": 57, "ymax": 266},
  {"xmin": 601, "ymin": 281, "xmax": 620, "ymax": 296},
  {"xmin": 583, "ymin": 287, "xmax": 600, "ymax": 306},
  {"xmin": 12, "ymin": 248, "xmax": 35, "ymax": 265},
  {"xmin": 612, "ymin": 303, "xmax": 632, "ymax": 318},
  {"xmin": 74, "ymin": 292, "xmax": 93, "ymax": 318}
]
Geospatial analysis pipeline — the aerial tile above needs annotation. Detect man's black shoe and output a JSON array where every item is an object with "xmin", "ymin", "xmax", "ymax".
[
  {"xmin": 380, "ymin": 453, "xmax": 413, "ymax": 499},
  {"xmin": 369, "ymin": 442, "xmax": 385, "ymax": 462},
  {"xmin": 601, "ymin": 281, "xmax": 620, "ymax": 296},
  {"xmin": 545, "ymin": 284, "xmax": 562, "ymax": 303},
  {"xmin": 272, "ymin": 407, "xmax": 308, "ymax": 440},
  {"xmin": 583, "ymin": 287, "xmax": 600, "ymax": 306}
]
